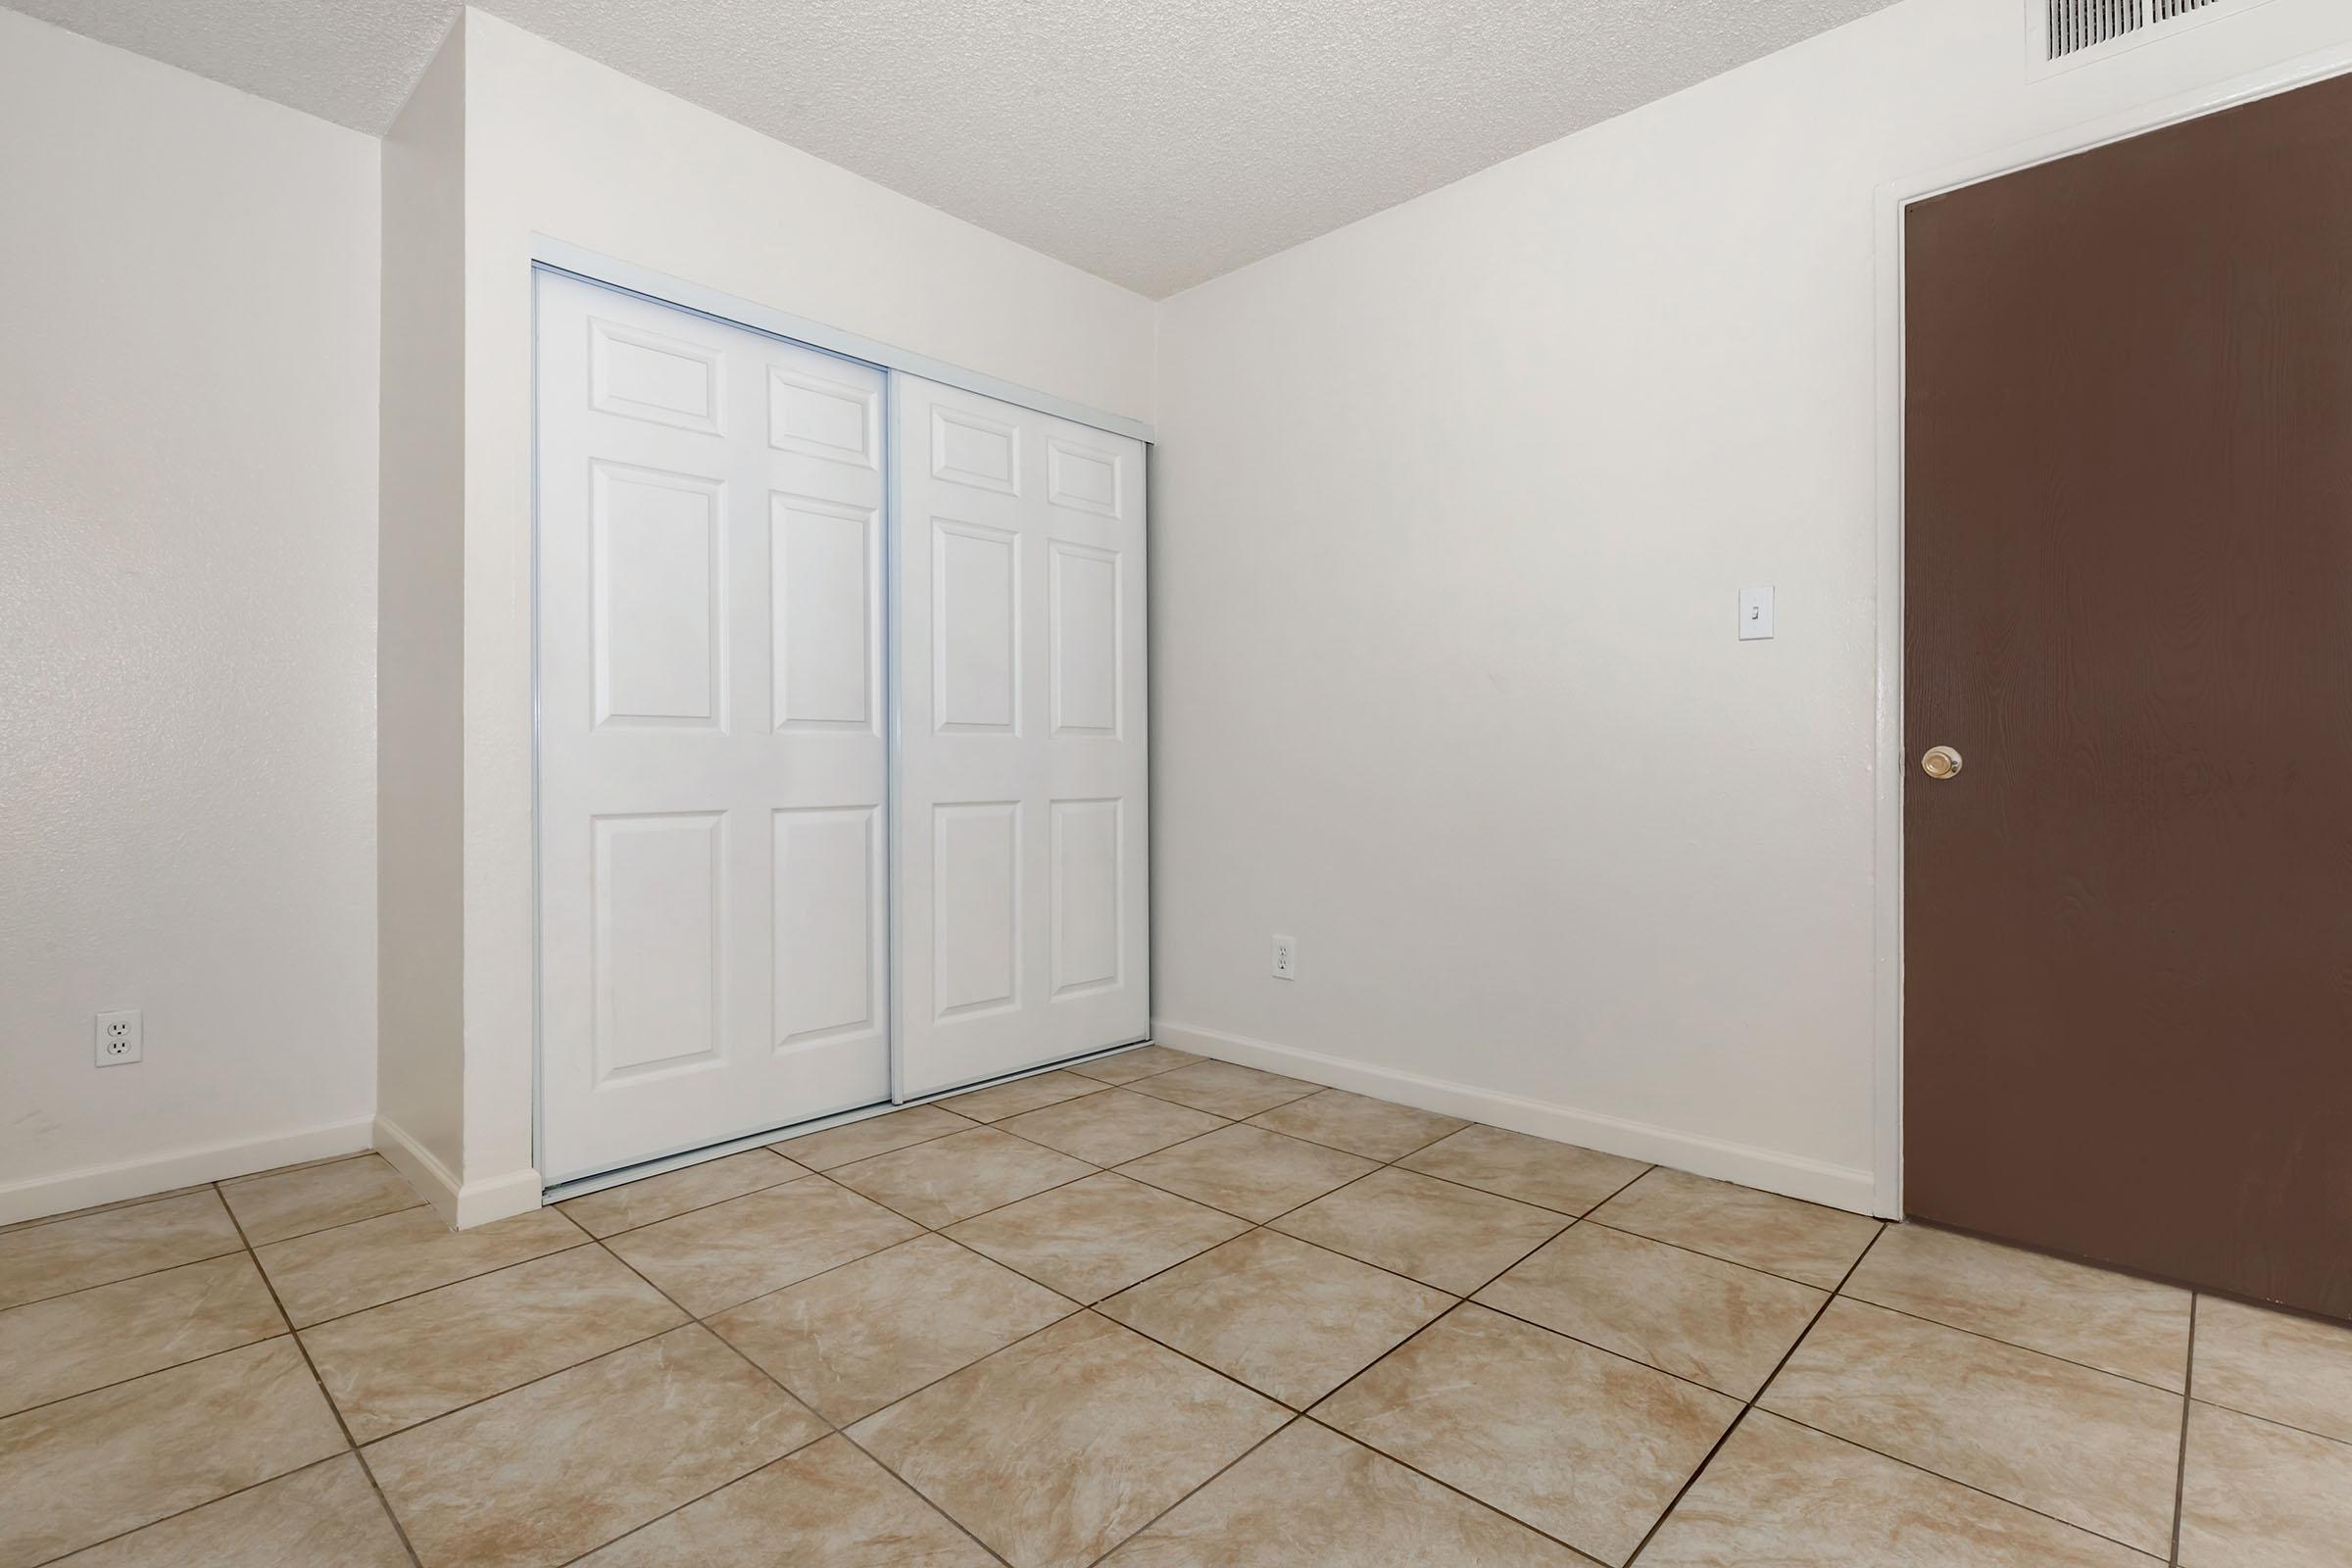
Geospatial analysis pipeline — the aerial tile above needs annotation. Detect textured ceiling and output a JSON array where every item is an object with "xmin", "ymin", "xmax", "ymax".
[{"xmin": 8, "ymin": 0, "xmax": 1900, "ymax": 295}]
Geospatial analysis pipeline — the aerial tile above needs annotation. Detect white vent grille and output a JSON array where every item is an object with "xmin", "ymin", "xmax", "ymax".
[{"xmin": 2030, "ymin": 0, "xmax": 2276, "ymax": 74}]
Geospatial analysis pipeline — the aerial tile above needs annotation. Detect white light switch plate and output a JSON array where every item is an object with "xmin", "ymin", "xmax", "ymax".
[{"xmin": 1739, "ymin": 585, "xmax": 1775, "ymax": 640}]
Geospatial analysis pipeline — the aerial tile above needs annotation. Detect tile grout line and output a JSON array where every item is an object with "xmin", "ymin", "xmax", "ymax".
[
  {"xmin": 1291, "ymin": 1158, "xmax": 1655, "ymax": 1367},
  {"xmin": 1230, "ymin": 1208, "xmax": 1643, "ymax": 1562},
  {"xmin": 1, "ymin": 1241, "xmax": 250, "ymax": 1316},
  {"xmin": 7, "ymin": 1110, "xmax": 1062, "ymax": 1312},
  {"xmin": 599, "ymin": 1206, "xmax": 1069, "ymax": 1568},
  {"xmin": 1074, "ymin": 1414, "xmax": 1309, "ymax": 1568},
  {"xmin": 2176, "ymin": 1389, "xmax": 2352, "ymax": 1450},
  {"xmin": 3, "ymin": 1152, "xmax": 433, "ymax": 1318},
  {"xmin": 10, "ymin": 1078, "xmax": 1556, "ymax": 1564},
  {"xmin": 1742, "ymin": 1406, "xmax": 2177, "ymax": 1561},
  {"xmin": 542, "ymin": 1242, "xmax": 858, "ymax": 1567},
  {"xmin": 1621, "ymin": 1217, "xmax": 1890, "ymax": 1566},
  {"xmin": 837, "ymin": 1157, "xmax": 1109, "ymax": 1234},
  {"xmin": 1124, "ymin": 1131, "xmax": 1579, "ymax": 1235},
  {"xmin": 575, "ymin": 1229, "xmax": 1022, "ymax": 1568},
  {"xmin": 935, "ymin": 1196, "xmax": 1251, "ymax": 1312},
  {"xmin": 1617, "ymin": 1224, "xmax": 2184, "ymax": 1565},
  {"xmin": 23, "ymin": 1455, "xmax": 366, "ymax": 1567},
  {"xmin": 772, "ymin": 1104, "xmax": 984, "ymax": 1169},
  {"xmin": 1577, "ymin": 1211, "xmax": 1871, "ymax": 1293},
  {"xmin": 23, "ymin": 1070, "xmax": 2258, "ymax": 1567},
  {"xmin": 1820, "ymin": 1288, "xmax": 2195, "ymax": 1397},
  {"xmin": 273, "ymin": 1233, "xmax": 600, "ymax": 1333},
  {"xmin": 1291, "ymin": 1409, "xmax": 1616, "ymax": 1567},
  {"xmin": 2171, "ymin": 1294, "xmax": 2196, "ymax": 1565},
  {"xmin": 214, "ymin": 1179, "xmax": 428, "ymax": 1568},
  {"xmin": 1067, "ymin": 1132, "xmax": 1659, "ymax": 1396},
  {"xmin": 556, "ymin": 1148, "xmax": 808, "ymax": 1238},
  {"xmin": 3, "ymin": 1157, "xmax": 454, "ymax": 1319},
  {"xmin": 357, "ymin": 1314, "xmax": 706, "ymax": 1447},
  {"xmin": 4, "ymin": 1087, "xmax": 1723, "ymax": 1556},
  {"xmin": 578, "ymin": 1084, "xmax": 1538, "ymax": 1566},
  {"xmin": 633, "ymin": 1222, "xmax": 1002, "ymax": 1325},
  {"xmin": 1801, "ymin": 1232, "xmax": 2211, "ymax": 1563},
  {"xmin": 0, "ymin": 1319, "xmax": 293, "ymax": 1425},
  {"xmin": 239, "ymin": 1198, "xmax": 433, "ymax": 1251},
  {"xmin": 1104, "ymin": 1158, "xmax": 1678, "ymax": 1567},
  {"xmin": 1239, "ymin": 1153, "xmax": 1656, "ymax": 1298},
  {"xmin": 1235, "ymin": 1095, "xmax": 1474, "ymax": 1163}
]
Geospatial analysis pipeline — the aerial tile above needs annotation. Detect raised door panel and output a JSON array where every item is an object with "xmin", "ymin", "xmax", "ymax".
[
  {"xmin": 1046, "ymin": 436, "xmax": 1123, "ymax": 518},
  {"xmin": 1051, "ymin": 799, "xmax": 1121, "ymax": 997},
  {"xmin": 770, "ymin": 496, "xmax": 876, "ymax": 733},
  {"xmin": 769, "ymin": 365, "xmax": 878, "ymax": 469},
  {"xmin": 1050, "ymin": 542, "xmax": 1120, "ymax": 738},
  {"xmin": 933, "ymin": 520, "xmax": 1020, "ymax": 734},
  {"xmin": 933, "ymin": 802, "xmax": 1021, "ymax": 1018},
  {"xmin": 592, "ymin": 813, "xmax": 724, "ymax": 1082},
  {"xmin": 773, "ymin": 807, "xmax": 881, "ymax": 1050},
  {"xmin": 589, "ymin": 316, "xmax": 725, "ymax": 435},
  {"xmin": 591, "ymin": 465, "xmax": 723, "ymax": 728},
  {"xmin": 931, "ymin": 406, "xmax": 1020, "ymax": 495}
]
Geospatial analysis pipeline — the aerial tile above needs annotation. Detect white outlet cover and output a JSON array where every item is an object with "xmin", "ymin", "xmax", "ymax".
[
  {"xmin": 94, "ymin": 1008, "xmax": 142, "ymax": 1067},
  {"xmin": 1271, "ymin": 934, "xmax": 1298, "ymax": 980}
]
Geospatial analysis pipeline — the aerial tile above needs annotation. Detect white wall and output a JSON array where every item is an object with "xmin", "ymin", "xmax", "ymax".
[
  {"xmin": 1149, "ymin": 0, "xmax": 2352, "ymax": 1210},
  {"xmin": 0, "ymin": 13, "xmax": 382, "ymax": 1221},
  {"xmin": 375, "ymin": 17, "xmax": 469, "ymax": 1202},
  {"xmin": 442, "ymin": 10, "xmax": 1160, "ymax": 1214}
]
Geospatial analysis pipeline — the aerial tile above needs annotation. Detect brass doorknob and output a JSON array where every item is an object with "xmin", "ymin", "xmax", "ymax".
[{"xmin": 1921, "ymin": 745, "xmax": 1963, "ymax": 780}]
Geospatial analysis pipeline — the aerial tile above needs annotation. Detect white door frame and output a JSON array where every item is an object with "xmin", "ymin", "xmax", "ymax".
[
  {"xmin": 1867, "ymin": 41, "xmax": 2352, "ymax": 1220},
  {"xmin": 528, "ymin": 240, "xmax": 1153, "ymax": 1187}
]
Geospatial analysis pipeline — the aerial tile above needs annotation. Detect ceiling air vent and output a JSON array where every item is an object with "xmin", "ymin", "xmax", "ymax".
[{"xmin": 2028, "ymin": 0, "xmax": 2278, "ymax": 76}]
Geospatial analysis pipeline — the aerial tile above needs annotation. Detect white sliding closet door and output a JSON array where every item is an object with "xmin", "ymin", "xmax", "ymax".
[
  {"xmin": 893, "ymin": 375, "xmax": 1151, "ymax": 1097},
  {"xmin": 537, "ymin": 270, "xmax": 890, "ymax": 1182}
]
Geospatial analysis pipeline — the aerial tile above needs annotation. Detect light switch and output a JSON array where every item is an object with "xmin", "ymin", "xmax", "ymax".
[{"xmin": 1739, "ymin": 585, "xmax": 1775, "ymax": 641}]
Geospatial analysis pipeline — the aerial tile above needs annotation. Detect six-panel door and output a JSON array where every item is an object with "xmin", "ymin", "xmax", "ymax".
[
  {"xmin": 892, "ymin": 376, "xmax": 1152, "ymax": 1097},
  {"xmin": 536, "ymin": 271, "xmax": 892, "ymax": 1182}
]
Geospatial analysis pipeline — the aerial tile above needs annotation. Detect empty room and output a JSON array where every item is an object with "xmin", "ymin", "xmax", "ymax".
[{"xmin": 4, "ymin": 0, "xmax": 2350, "ymax": 1562}]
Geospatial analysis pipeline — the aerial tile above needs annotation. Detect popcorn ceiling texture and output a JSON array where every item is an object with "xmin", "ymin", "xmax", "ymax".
[{"xmin": 6, "ymin": 0, "xmax": 1898, "ymax": 296}]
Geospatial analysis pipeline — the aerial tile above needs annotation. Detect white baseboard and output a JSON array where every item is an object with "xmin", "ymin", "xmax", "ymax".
[
  {"xmin": 371, "ymin": 1115, "xmax": 543, "ymax": 1230},
  {"xmin": 369, "ymin": 1114, "xmax": 462, "ymax": 1221},
  {"xmin": 0, "ymin": 1115, "xmax": 375, "ymax": 1228},
  {"xmin": 1152, "ymin": 1019, "xmax": 1882, "ymax": 1216},
  {"xmin": 454, "ymin": 1165, "xmax": 544, "ymax": 1228}
]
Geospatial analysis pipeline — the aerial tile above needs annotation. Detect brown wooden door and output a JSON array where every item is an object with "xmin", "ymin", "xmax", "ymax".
[{"xmin": 1904, "ymin": 71, "xmax": 2352, "ymax": 1320}]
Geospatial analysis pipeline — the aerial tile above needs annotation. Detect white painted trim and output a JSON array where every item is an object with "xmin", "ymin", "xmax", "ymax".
[
  {"xmin": 0, "ymin": 1115, "xmax": 374, "ymax": 1227},
  {"xmin": 372, "ymin": 1115, "xmax": 541, "ymax": 1229},
  {"xmin": 1152, "ymin": 1020, "xmax": 1876, "ymax": 1214},
  {"xmin": 1868, "ymin": 38, "xmax": 2352, "ymax": 1224},
  {"xmin": 456, "ymin": 1166, "xmax": 546, "ymax": 1229},
  {"xmin": 529, "ymin": 239, "xmax": 1153, "ymax": 445},
  {"xmin": 371, "ymin": 1113, "xmax": 462, "ymax": 1222}
]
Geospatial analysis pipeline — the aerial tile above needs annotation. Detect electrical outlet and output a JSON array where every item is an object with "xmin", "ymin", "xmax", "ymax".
[
  {"xmin": 94, "ymin": 1009, "xmax": 142, "ymax": 1067},
  {"xmin": 1271, "ymin": 935, "xmax": 1298, "ymax": 981}
]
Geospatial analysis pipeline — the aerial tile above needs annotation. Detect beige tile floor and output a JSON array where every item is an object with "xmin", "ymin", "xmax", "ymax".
[{"xmin": 3, "ymin": 1045, "xmax": 2348, "ymax": 1566}]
